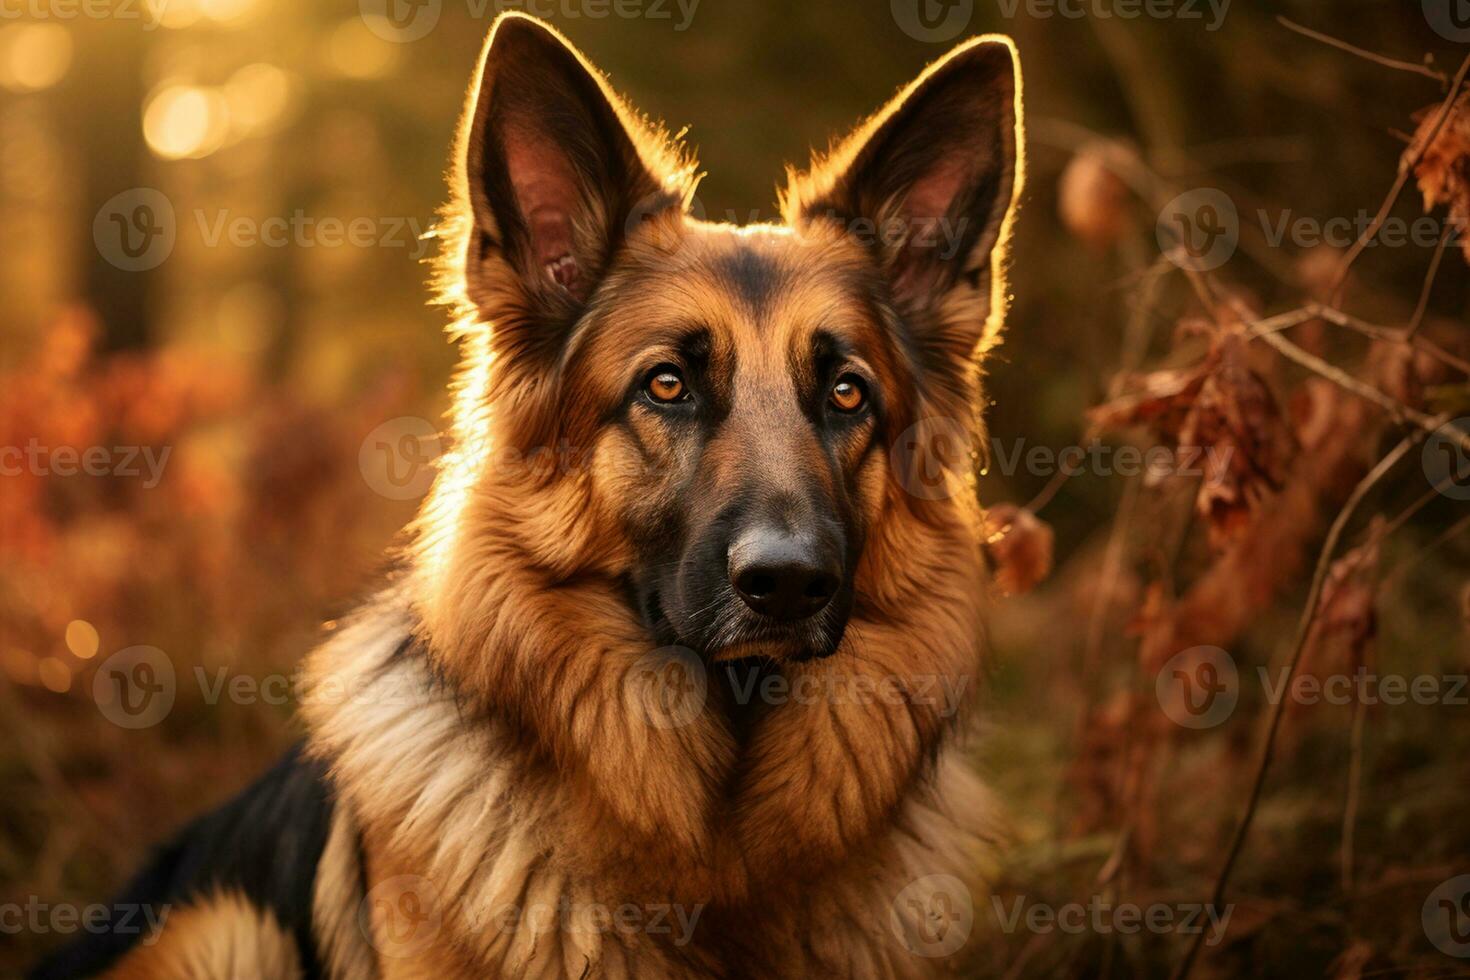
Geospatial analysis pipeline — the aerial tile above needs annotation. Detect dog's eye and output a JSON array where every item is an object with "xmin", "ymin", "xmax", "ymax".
[
  {"xmin": 645, "ymin": 367, "xmax": 689, "ymax": 405},
  {"xmin": 829, "ymin": 375, "xmax": 866, "ymax": 413}
]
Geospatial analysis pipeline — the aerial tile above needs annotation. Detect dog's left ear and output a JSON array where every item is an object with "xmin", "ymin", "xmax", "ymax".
[
  {"xmin": 785, "ymin": 37, "xmax": 1021, "ymax": 361},
  {"xmin": 457, "ymin": 14, "xmax": 686, "ymax": 349}
]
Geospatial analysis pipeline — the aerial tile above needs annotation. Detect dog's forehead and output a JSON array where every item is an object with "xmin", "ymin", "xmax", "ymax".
[{"xmin": 616, "ymin": 220, "xmax": 880, "ymax": 349}]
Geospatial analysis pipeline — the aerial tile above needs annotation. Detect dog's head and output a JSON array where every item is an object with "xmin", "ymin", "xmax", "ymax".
[{"xmin": 435, "ymin": 14, "xmax": 1020, "ymax": 664}]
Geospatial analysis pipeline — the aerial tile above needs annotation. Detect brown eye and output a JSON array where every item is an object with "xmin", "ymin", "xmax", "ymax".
[
  {"xmin": 829, "ymin": 375, "xmax": 866, "ymax": 413},
  {"xmin": 646, "ymin": 367, "xmax": 688, "ymax": 404}
]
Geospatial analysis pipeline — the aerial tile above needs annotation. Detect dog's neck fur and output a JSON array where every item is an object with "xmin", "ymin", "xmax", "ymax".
[{"xmin": 302, "ymin": 595, "xmax": 994, "ymax": 978}]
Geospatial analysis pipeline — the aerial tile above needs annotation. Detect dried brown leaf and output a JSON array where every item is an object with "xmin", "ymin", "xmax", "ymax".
[
  {"xmin": 984, "ymin": 504, "xmax": 1055, "ymax": 596},
  {"xmin": 1097, "ymin": 328, "xmax": 1295, "ymax": 548},
  {"xmin": 1409, "ymin": 91, "xmax": 1470, "ymax": 264}
]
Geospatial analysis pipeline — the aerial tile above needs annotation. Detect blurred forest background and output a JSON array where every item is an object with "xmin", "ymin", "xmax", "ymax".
[{"xmin": 2, "ymin": 0, "xmax": 1469, "ymax": 975}]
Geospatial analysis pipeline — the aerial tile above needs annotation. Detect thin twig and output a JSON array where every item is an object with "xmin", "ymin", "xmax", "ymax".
[
  {"xmin": 1329, "ymin": 54, "xmax": 1470, "ymax": 300},
  {"xmin": 1096, "ymin": 822, "xmax": 1134, "ymax": 888},
  {"xmin": 1341, "ymin": 690, "xmax": 1367, "ymax": 892},
  {"xmin": 1255, "ymin": 326, "xmax": 1413, "ymax": 421},
  {"xmin": 1406, "ymin": 223, "xmax": 1453, "ymax": 339},
  {"xmin": 1250, "ymin": 324, "xmax": 1470, "ymax": 454},
  {"xmin": 1168, "ymin": 424, "xmax": 1447, "ymax": 980},
  {"xmin": 1340, "ymin": 524, "xmax": 1384, "ymax": 896},
  {"xmin": 1244, "ymin": 308, "xmax": 1320, "ymax": 338},
  {"xmin": 1398, "ymin": 513, "xmax": 1470, "ymax": 575},
  {"xmin": 1244, "ymin": 303, "xmax": 1470, "ymax": 378},
  {"xmin": 1415, "ymin": 511, "xmax": 1470, "ymax": 561},
  {"xmin": 1307, "ymin": 304, "xmax": 1470, "ymax": 377},
  {"xmin": 1276, "ymin": 17, "xmax": 1448, "ymax": 86},
  {"xmin": 1044, "ymin": 121, "xmax": 1470, "ymax": 378},
  {"xmin": 1342, "ymin": 479, "xmax": 1466, "ymax": 891},
  {"xmin": 1383, "ymin": 481, "xmax": 1453, "ymax": 539}
]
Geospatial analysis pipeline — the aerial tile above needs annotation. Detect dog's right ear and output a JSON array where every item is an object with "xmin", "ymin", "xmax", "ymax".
[
  {"xmin": 783, "ymin": 37, "xmax": 1020, "ymax": 380},
  {"xmin": 457, "ymin": 14, "xmax": 687, "ymax": 356}
]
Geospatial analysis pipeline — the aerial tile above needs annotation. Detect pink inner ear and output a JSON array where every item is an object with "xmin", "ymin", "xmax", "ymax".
[
  {"xmin": 505, "ymin": 128, "xmax": 582, "ymax": 292},
  {"xmin": 890, "ymin": 158, "xmax": 971, "ymax": 302},
  {"xmin": 904, "ymin": 157, "xmax": 969, "ymax": 225}
]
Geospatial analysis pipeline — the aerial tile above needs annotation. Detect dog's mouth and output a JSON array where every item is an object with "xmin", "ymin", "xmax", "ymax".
[{"xmin": 629, "ymin": 578, "xmax": 849, "ymax": 663}]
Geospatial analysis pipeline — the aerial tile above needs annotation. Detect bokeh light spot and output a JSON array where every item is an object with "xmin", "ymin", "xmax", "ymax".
[
  {"xmin": 144, "ymin": 85, "xmax": 230, "ymax": 160},
  {"xmin": 0, "ymin": 24, "xmax": 73, "ymax": 93},
  {"xmin": 198, "ymin": 0, "xmax": 259, "ymax": 25},
  {"xmin": 146, "ymin": 0, "xmax": 203, "ymax": 30},
  {"xmin": 65, "ymin": 619, "xmax": 100, "ymax": 660},
  {"xmin": 326, "ymin": 18, "xmax": 401, "ymax": 80},
  {"xmin": 224, "ymin": 63, "xmax": 295, "ymax": 139},
  {"xmin": 38, "ymin": 657, "xmax": 72, "ymax": 694}
]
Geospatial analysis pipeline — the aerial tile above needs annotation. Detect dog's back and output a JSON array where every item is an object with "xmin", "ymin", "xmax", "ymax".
[{"xmin": 30, "ymin": 747, "xmax": 336, "ymax": 979}]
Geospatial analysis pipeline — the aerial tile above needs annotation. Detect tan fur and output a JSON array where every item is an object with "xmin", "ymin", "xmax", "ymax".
[
  {"xmin": 295, "ymin": 13, "xmax": 1025, "ymax": 978},
  {"xmin": 313, "ymin": 804, "xmax": 378, "ymax": 980},
  {"xmin": 102, "ymin": 890, "xmax": 303, "ymax": 980}
]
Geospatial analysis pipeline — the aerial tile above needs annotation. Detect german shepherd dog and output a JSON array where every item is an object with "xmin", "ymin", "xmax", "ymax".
[{"xmin": 34, "ymin": 13, "xmax": 1022, "ymax": 979}]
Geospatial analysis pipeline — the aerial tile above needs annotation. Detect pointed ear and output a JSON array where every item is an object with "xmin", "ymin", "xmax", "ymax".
[
  {"xmin": 457, "ymin": 14, "xmax": 688, "ymax": 351},
  {"xmin": 784, "ymin": 37, "xmax": 1021, "ymax": 362}
]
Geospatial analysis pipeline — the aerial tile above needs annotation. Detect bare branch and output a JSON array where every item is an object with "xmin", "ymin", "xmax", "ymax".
[
  {"xmin": 1406, "ymin": 223, "xmax": 1453, "ymax": 339},
  {"xmin": 1277, "ymin": 17, "xmax": 1447, "ymax": 86},
  {"xmin": 1330, "ymin": 54, "xmax": 1470, "ymax": 300},
  {"xmin": 1307, "ymin": 304, "xmax": 1470, "ymax": 377},
  {"xmin": 1244, "ymin": 313, "xmax": 1470, "ymax": 455},
  {"xmin": 1169, "ymin": 424, "xmax": 1445, "ymax": 980}
]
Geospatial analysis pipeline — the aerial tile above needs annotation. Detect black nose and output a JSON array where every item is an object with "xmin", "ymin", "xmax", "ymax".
[{"xmin": 728, "ymin": 528, "xmax": 841, "ymax": 622}]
